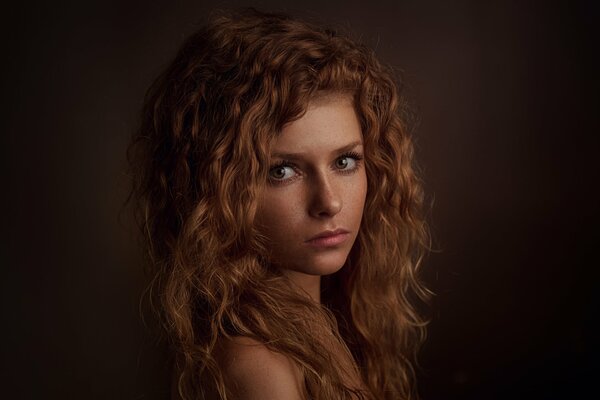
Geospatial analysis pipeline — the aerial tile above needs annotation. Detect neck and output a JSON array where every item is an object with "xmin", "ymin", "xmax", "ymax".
[{"xmin": 283, "ymin": 270, "xmax": 321, "ymax": 303}]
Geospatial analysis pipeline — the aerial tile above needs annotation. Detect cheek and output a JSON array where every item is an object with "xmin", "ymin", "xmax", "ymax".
[
  {"xmin": 255, "ymin": 190, "xmax": 302, "ymax": 238},
  {"xmin": 347, "ymin": 172, "xmax": 368, "ymax": 215}
]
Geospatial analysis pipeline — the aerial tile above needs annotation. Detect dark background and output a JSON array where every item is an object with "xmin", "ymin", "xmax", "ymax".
[{"xmin": 2, "ymin": 0, "xmax": 597, "ymax": 399}]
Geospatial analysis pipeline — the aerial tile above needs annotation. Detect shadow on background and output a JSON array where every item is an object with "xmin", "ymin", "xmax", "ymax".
[{"xmin": 1, "ymin": 1, "xmax": 597, "ymax": 399}]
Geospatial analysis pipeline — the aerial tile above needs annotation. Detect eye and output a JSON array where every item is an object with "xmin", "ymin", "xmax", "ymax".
[
  {"xmin": 334, "ymin": 152, "xmax": 363, "ymax": 171},
  {"xmin": 268, "ymin": 164, "xmax": 297, "ymax": 181},
  {"xmin": 335, "ymin": 157, "xmax": 353, "ymax": 170}
]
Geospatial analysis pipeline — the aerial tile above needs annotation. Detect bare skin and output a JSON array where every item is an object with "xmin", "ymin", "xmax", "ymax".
[
  {"xmin": 217, "ymin": 336, "xmax": 305, "ymax": 399},
  {"xmin": 215, "ymin": 333, "xmax": 365, "ymax": 400}
]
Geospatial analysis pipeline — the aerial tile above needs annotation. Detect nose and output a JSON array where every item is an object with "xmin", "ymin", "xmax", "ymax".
[{"xmin": 308, "ymin": 173, "xmax": 342, "ymax": 219}]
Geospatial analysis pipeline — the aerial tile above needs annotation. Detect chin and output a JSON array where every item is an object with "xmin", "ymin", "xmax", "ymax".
[{"xmin": 299, "ymin": 251, "xmax": 350, "ymax": 276}]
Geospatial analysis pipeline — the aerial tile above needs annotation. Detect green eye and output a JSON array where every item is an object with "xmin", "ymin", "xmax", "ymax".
[
  {"xmin": 269, "ymin": 165, "xmax": 295, "ymax": 180},
  {"xmin": 335, "ymin": 157, "xmax": 349, "ymax": 169},
  {"xmin": 337, "ymin": 156, "xmax": 361, "ymax": 170}
]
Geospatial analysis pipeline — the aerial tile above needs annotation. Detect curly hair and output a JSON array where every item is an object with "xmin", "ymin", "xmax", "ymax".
[{"xmin": 127, "ymin": 8, "xmax": 429, "ymax": 400}]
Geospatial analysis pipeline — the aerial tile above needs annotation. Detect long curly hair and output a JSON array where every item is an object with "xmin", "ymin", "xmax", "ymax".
[{"xmin": 127, "ymin": 8, "xmax": 429, "ymax": 400}]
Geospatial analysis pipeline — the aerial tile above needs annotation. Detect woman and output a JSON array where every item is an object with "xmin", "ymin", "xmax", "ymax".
[{"xmin": 128, "ymin": 8, "xmax": 429, "ymax": 400}]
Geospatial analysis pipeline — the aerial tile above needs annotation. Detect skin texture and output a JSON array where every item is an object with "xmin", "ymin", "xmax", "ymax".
[
  {"xmin": 255, "ymin": 94, "xmax": 368, "ymax": 302},
  {"xmin": 217, "ymin": 337, "xmax": 305, "ymax": 400}
]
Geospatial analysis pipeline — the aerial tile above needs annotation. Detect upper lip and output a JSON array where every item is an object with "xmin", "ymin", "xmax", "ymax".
[{"xmin": 306, "ymin": 228, "xmax": 349, "ymax": 242}]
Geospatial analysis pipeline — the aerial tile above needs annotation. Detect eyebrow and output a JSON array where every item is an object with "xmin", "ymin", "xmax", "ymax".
[{"xmin": 272, "ymin": 140, "xmax": 363, "ymax": 160}]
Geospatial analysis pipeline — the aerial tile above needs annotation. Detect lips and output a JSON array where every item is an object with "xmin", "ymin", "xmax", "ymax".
[{"xmin": 305, "ymin": 228, "xmax": 350, "ymax": 247}]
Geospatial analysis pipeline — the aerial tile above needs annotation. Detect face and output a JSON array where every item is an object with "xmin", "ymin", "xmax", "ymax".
[{"xmin": 255, "ymin": 94, "xmax": 367, "ymax": 290}]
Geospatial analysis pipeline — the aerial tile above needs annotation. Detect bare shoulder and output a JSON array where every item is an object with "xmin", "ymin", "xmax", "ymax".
[{"xmin": 216, "ymin": 336, "xmax": 304, "ymax": 400}]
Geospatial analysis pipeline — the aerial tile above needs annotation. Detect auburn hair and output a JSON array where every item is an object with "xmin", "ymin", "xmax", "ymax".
[{"xmin": 127, "ymin": 8, "xmax": 429, "ymax": 400}]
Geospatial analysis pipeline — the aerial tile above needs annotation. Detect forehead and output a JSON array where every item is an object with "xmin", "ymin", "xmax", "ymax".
[{"xmin": 272, "ymin": 95, "xmax": 362, "ymax": 154}]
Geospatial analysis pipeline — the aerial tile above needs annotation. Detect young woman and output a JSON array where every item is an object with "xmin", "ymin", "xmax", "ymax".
[{"xmin": 128, "ymin": 8, "xmax": 429, "ymax": 400}]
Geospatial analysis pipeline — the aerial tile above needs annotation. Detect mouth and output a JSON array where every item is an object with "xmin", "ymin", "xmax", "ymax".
[{"xmin": 305, "ymin": 228, "xmax": 350, "ymax": 247}]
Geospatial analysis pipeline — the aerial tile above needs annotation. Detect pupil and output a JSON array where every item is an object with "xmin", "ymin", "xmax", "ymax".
[
  {"xmin": 274, "ymin": 167, "xmax": 285, "ymax": 178},
  {"xmin": 337, "ymin": 158, "xmax": 348, "ymax": 168}
]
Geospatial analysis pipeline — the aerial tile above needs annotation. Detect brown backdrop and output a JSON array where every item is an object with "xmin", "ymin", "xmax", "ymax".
[{"xmin": 2, "ymin": 0, "xmax": 597, "ymax": 399}]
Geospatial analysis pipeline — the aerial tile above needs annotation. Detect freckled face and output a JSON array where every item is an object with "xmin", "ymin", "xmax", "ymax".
[{"xmin": 255, "ymin": 95, "xmax": 367, "ymax": 281}]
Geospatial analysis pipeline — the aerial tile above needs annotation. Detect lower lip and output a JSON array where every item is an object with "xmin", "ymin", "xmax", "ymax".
[{"xmin": 305, "ymin": 233, "xmax": 349, "ymax": 248}]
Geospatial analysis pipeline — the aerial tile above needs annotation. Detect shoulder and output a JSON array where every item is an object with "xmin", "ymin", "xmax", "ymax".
[{"xmin": 216, "ymin": 336, "xmax": 305, "ymax": 400}]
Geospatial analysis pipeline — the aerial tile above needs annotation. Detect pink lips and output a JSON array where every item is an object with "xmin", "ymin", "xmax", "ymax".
[{"xmin": 305, "ymin": 228, "xmax": 350, "ymax": 248}]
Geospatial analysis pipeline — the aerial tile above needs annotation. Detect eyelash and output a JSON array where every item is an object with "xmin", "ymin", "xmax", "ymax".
[
  {"xmin": 336, "ymin": 151, "xmax": 364, "ymax": 174},
  {"xmin": 268, "ymin": 151, "xmax": 364, "ymax": 185}
]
